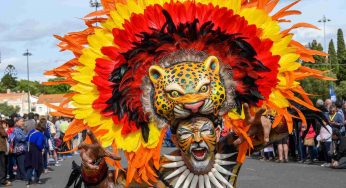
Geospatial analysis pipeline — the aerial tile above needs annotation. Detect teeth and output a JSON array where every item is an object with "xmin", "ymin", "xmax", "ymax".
[
  {"xmin": 212, "ymin": 168, "xmax": 234, "ymax": 188},
  {"xmin": 162, "ymin": 161, "xmax": 185, "ymax": 168},
  {"xmin": 215, "ymin": 159, "xmax": 236, "ymax": 166},
  {"xmin": 164, "ymin": 154, "xmax": 183, "ymax": 161},
  {"xmin": 213, "ymin": 164, "xmax": 237, "ymax": 177},
  {"xmin": 190, "ymin": 175, "xmax": 199, "ymax": 188},
  {"xmin": 182, "ymin": 173, "xmax": 194, "ymax": 188},
  {"xmin": 215, "ymin": 153, "xmax": 237, "ymax": 160},
  {"xmin": 204, "ymin": 174, "xmax": 211, "ymax": 188},
  {"xmin": 198, "ymin": 175, "xmax": 205, "ymax": 188},
  {"xmin": 164, "ymin": 166, "xmax": 187, "ymax": 180},
  {"xmin": 174, "ymin": 169, "xmax": 190, "ymax": 188},
  {"xmin": 208, "ymin": 172, "xmax": 223, "ymax": 188}
]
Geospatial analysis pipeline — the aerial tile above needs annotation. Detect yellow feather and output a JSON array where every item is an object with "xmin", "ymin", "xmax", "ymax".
[{"xmin": 269, "ymin": 90, "xmax": 290, "ymax": 108}]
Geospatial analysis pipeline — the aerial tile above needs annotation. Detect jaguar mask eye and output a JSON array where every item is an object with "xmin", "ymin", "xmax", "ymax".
[
  {"xmin": 169, "ymin": 90, "xmax": 182, "ymax": 98},
  {"xmin": 199, "ymin": 85, "xmax": 209, "ymax": 93}
]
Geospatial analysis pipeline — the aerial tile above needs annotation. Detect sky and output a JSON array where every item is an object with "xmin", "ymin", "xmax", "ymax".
[{"xmin": 0, "ymin": 0, "xmax": 345, "ymax": 82}]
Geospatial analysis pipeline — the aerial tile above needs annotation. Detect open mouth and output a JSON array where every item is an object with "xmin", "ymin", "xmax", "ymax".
[
  {"xmin": 191, "ymin": 148, "xmax": 208, "ymax": 160},
  {"xmin": 184, "ymin": 100, "xmax": 205, "ymax": 113}
]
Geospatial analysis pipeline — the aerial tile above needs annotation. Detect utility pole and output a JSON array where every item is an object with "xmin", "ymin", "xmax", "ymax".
[
  {"xmin": 23, "ymin": 49, "xmax": 32, "ymax": 113},
  {"xmin": 318, "ymin": 15, "xmax": 331, "ymax": 53},
  {"xmin": 89, "ymin": 0, "xmax": 102, "ymax": 26}
]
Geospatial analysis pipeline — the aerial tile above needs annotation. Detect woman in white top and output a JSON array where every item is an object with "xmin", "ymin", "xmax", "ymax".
[{"xmin": 318, "ymin": 124, "xmax": 332, "ymax": 166}]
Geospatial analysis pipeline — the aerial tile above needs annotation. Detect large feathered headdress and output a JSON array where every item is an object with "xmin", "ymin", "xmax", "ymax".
[{"xmin": 45, "ymin": 0, "xmax": 332, "ymax": 185}]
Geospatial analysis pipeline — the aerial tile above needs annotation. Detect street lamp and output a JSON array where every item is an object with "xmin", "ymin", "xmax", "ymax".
[
  {"xmin": 23, "ymin": 49, "xmax": 32, "ymax": 113},
  {"xmin": 89, "ymin": 0, "xmax": 102, "ymax": 26},
  {"xmin": 318, "ymin": 15, "xmax": 331, "ymax": 53}
]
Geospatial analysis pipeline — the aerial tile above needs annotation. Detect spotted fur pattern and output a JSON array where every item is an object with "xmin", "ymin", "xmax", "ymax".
[{"xmin": 149, "ymin": 55, "xmax": 226, "ymax": 121}]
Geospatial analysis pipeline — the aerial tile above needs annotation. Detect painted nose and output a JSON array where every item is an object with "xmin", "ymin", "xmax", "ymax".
[{"xmin": 184, "ymin": 100, "xmax": 205, "ymax": 113}]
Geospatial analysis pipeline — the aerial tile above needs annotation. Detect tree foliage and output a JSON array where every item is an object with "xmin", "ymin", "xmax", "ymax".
[
  {"xmin": 0, "ymin": 102, "xmax": 20, "ymax": 116},
  {"xmin": 335, "ymin": 80, "xmax": 346, "ymax": 100},
  {"xmin": 337, "ymin": 29, "xmax": 346, "ymax": 84},
  {"xmin": 337, "ymin": 28, "xmax": 346, "ymax": 62},
  {"xmin": 308, "ymin": 40, "xmax": 326, "ymax": 66},
  {"xmin": 301, "ymin": 40, "xmax": 335, "ymax": 101},
  {"xmin": 0, "ymin": 65, "xmax": 71, "ymax": 95},
  {"xmin": 328, "ymin": 39, "xmax": 338, "ymax": 74},
  {"xmin": 0, "ymin": 73, "xmax": 18, "ymax": 91}
]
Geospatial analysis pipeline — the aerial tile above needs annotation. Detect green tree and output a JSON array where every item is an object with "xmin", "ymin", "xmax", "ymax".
[
  {"xmin": 0, "ymin": 102, "xmax": 20, "ymax": 116},
  {"xmin": 41, "ymin": 78, "xmax": 71, "ymax": 94},
  {"xmin": 14, "ymin": 80, "xmax": 42, "ymax": 95},
  {"xmin": 301, "ymin": 40, "xmax": 334, "ymax": 101},
  {"xmin": 0, "ymin": 73, "xmax": 18, "ymax": 91},
  {"xmin": 337, "ymin": 29, "xmax": 346, "ymax": 82},
  {"xmin": 337, "ymin": 28, "xmax": 346, "ymax": 62},
  {"xmin": 335, "ymin": 80, "xmax": 346, "ymax": 100},
  {"xmin": 307, "ymin": 40, "xmax": 326, "ymax": 66},
  {"xmin": 300, "ymin": 72, "xmax": 335, "ymax": 101},
  {"xmin": 328, "ymin": 39, "xmax": 338, "ymax": 74}
]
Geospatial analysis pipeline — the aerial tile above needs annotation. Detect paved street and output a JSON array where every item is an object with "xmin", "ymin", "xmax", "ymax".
[{"xmin": 11, "ymin": 149, "xmax": 346, "ymax": 188}]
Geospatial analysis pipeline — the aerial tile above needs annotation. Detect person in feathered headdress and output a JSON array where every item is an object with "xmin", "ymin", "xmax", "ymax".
[{"xmin": 46, "ymin": 0, "xmax": 333, "ymax": 187}]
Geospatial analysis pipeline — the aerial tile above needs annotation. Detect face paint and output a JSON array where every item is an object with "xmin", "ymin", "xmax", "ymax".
[{"xmin": 176, "ymin": 117, "xmax": 218, "ymax": 174}]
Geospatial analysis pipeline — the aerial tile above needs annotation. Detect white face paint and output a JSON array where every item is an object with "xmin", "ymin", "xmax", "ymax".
[{"xmin": 176, "ymin": 117, "xmax": 218, "ymax": 174}]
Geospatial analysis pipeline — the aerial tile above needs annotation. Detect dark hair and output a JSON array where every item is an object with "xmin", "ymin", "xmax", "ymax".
[
  {"xmin": 5, "ymin": 119, "xmax": 14, "ymax": 128},
  {"xmin": 36, "ymin": 118, "xmax": 47, "ymax": 132},
  {"xmin": 28, "ymin": 112, "xmax": 35, "ymax": 120},
  {"xmin": 335, "ymin": 100, "xmax": 343, "ymax": 109},
  {"xmin": 0, "ymin": 120, "xmax": 7, "ymax": 126}
]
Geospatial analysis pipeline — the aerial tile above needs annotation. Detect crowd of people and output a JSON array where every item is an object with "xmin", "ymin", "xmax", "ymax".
[
  {"xmin": 0, "ymin": 113, "xmax": 78, "ymax": 187},
  {"xmin": 162, "ymin": 99, "xmax": 346, "ymax": 169},
  {"xmin": 256, "ymin": 99, "xmax": 346, "ymax": 169}
]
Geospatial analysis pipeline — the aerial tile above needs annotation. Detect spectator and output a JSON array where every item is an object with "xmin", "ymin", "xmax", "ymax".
[
  {"xmin": 47, "ymin": 120, "xmax": 59, "ymax": 166},
  {"xmin": 24, "ymin": 113, "xmax": 36, "ymax": 134},
  {"xmin": 25, "ymin": 118, "xmax": 46, "ymax": 185},
  {"xmin": 324, "ymin": 99, "xmax": 332, "ymax": 113},
  {"xmin": 302, "ymin": 125, "xmax": 317, "ymax": 164},
  {"xmin": 34, "ymin": 114, "xmax": 40, "ymax": 124},
  {"xmin": 331, "ymin": 130, "xmax": 346, "ymax": 169},
  {"xmin": 263, "ymin": 144, "xmax": 275, "ymax": 161},
  {"xmin": 12, "ymin": 117, "xmax": 27, "ymax": 181},
  {"xmin": 0, "ymin": 120, "xmax": 11, "ymax": 186},
  {"xmin": 335, "ymin": 101, "xmax": 345, "ymax": 127},
  {"xmin": 59, "ymin": 118, "xmax": 71, "ymax": 159},
  {"xmin": 329, "ymin": 105, "xmax": 344, "ymax": 131},
  {"xmin": 276, "ymin": 119, "xmax": 289, "ymax": 163},
  {"xmin": 6, "ymin": 119, "xmax": 15, "ymax": 181},
  {"xmin": 318, "ymin": 123, "xmax": 333, "ymax": 167}
]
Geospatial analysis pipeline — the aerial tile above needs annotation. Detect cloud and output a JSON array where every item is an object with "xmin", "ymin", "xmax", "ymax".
[
  {"xmin": 0, "ymin": 56, "xmax": 57, "ymax": 80},
  {"xmin": 1, "ymin": 19, "xmax": 84, "ymax": 42},
  {"xmin": 0, "ymin": 22, "xmax": 8, "ymax": 31},
  {"xmin": 0, "ymin": 46, "xmax": 17, "ymax": 57}
]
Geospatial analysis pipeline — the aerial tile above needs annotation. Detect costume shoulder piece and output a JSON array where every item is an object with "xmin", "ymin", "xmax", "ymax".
[{"xmin": 46, "ymin": 0, "xmax": 332, "ymax": 186}]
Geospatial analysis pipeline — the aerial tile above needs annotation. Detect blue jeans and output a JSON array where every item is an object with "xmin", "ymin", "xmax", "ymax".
[
  {"xmin": 7, "ymin": 154, "xmax": 15, "ymax": 180},
  {"xmin": 26, "ymin": 167, "xmax": 42, "ymax": 182},
  {"xmin": 303, "ymin": 145, "xmax": 317, "ymax": 160},
  {"xmin": 15, "ymin": 153, "xmax": 27, "ymax": 180},
  {"xmin": 43, "ymin": 149, "xmax": 48, "ymax": 169}
]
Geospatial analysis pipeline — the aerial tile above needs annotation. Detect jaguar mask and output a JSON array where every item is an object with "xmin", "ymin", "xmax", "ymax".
[{"xmin": 149, "ymin": 55, "xmax": 226, "ymax": 121}]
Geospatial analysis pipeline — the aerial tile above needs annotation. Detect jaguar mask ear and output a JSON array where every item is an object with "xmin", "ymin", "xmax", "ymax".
[
  {"xmin": 149, "ymin": 65, "xmax": 166, "ymax": 84},
  {"xmin": 204, "ymin": 56, "xmax": 220, "ymax": 73}
]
